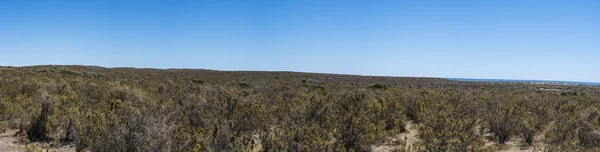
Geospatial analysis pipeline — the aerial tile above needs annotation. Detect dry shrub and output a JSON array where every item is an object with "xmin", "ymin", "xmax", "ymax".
[
  {"xmin": 1, "ymin": 66, "xmax": 600, "ymax": 151},
  {"xmin": 403, "ymin": 91, "xmax": 424, "ymax": 123},
  {"xmin": 27, "ymin": 102, "xmax": 52, "ymax": 142},
  {"xmin": 27, "ymin": 92, "xmax": 53, "ymax": 142},
  {"xmin": 516, "ymin": 95, "xmax": 551, "ymax": 146},
  {"xmin": 484, "ymin": 98, "xmax": 521, "ymax": 144},
  {"xmin": 331, "ymin": 90, "xmax": 403, "ymax": 151},
  {"xmin": 419, "ymin": 90, "xmax": 483, "ymax": 151}
]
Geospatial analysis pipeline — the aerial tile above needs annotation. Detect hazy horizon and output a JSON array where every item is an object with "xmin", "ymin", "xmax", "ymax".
[
  {"xmin": 2, "ymin": 64, "xmax": 599, "ymax": 84},
  {"xmin": 1, "ymin": 1, "xmax": 598, "ymax": 82}
]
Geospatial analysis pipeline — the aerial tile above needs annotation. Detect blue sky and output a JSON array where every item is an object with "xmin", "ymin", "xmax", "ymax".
[{"xmin": 0, "ymin": 0, "xmax": 599, "ymax": 82}]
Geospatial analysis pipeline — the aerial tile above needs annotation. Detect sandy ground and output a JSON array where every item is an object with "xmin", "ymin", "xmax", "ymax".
[
  {"xmin": 372, "ymin": 121, "xmax": 420, "ymax": 152},
  {"xmin": 0, "ymin": 130, "xmax": 76, "ymax": 152},
  {"xmin": 493, "ymin": 135, "xmax": 547, "ymax": 152},
  {"xmin": 1, "ymin": 124, "xmax": 546, "ymax": 152},
  {"xmin": 0, "ymin": 130, "xmax": 21, "ymax": 152},
  {"xmin": 373, "ymin": 121, "xmax": 548, "ymax": 152}
]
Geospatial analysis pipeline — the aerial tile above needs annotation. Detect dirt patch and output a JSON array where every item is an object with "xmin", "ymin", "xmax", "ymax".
[
  {"xmin": 0, "ymin": 130, "xmax": 22, "ymax": 151},
  {"xmin": 373, "ymin": 121, "xmax": 421, "ymax": 152},
  {"xmin": 373, "ymin": 122, "xmax": 553, "ymax": 152},
  {"xmin": 0, "ymin": 130, "xmax": 76, "ymax": 152}
]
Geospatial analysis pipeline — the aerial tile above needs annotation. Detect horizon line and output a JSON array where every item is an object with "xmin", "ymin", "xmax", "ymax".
[{"xmin": 2, "ymin": 64, "xmax": 599, "ymax": 83}]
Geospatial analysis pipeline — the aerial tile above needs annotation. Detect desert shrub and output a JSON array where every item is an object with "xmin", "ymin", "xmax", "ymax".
[
  {"xmin": 0, "ymin": 96, "xmax": 18, "ymax": 122},
  {"xmin": 60, "ymin": 119, "xmax": 76, "ymax": 143},
  {"xmin": 2, "ymin": 66, "xmax": 600, "ymax": 151},
  {"xmin": 403, "ymin": 91, "xmax": 425, "ymax": 123},
  {"xmin": 544, "ymin": 103, "xmax": 600, "ymax": 151},
  {"xmin": 516, "ymin": 95, "xmax": 551, "ymax": 146},
  {"xmin": 375, "ymin": 91, "xmax": 406, "ymax": 132},
  {"xmin": 255, "ymin": 88, "xmax": 335, "ymax": 151},
  {"xmin": 238, "ymin": 82, "xmax": 250, "ymax": 88},
  {"xmin": 546, "ymin": 100, "xmax": 580, "ymax": 145},
  {"xmin": 330, "ymin": 90, "xmax": 398, "ymax": 151},
  {"xmin": 58, "ymin": 68, "xmax": 83, "ymax": 76},
  {"xmin": 190, "ymin": 79, "xmax": 204, "ymax": 84},
  {"xmin": 576, "ymin": 108, "xmax": 600, "ymax": 148},
  {"xmin": 83, "ymin": 71, "xmax": 105, "ymax": 78},
  {"xmin": 483, "ymin": 97, "xmax": 522, "ymax": 144},
  {"xmin": 71, "ymin": 83, "xmax": 175, "ymax": 152},
  {"xmin": 369, "ymin": 83, "xmax": 389, "ymax": 90},
  {"xmin": 170, "ymin": 86, "xmax": 267, "ymax": 151},
  {"xmin": 418, "ymin": 90, "xmax": 483, "ymax": 151},
  {"xmin": 27, "ymin": 94, "xmax": 53, "ymax": 142},
  {"xmin": 34, "ymin": 68, "xmax": 56, "ymax": 73},
  {"xmin": 578, "ymin": 121, "xmax": 600, "ymax": 148}
]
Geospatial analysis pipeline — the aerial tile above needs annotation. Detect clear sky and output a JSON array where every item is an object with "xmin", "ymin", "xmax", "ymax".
[{"xmin": 1, "ymin": 0, "xmax": 599, "ymax": 82}]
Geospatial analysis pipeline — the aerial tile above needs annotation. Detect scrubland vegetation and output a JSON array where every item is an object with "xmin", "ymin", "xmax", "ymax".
[{"xmin": 0, "ymin": 65, "xmax": 599, "ymax": 151}]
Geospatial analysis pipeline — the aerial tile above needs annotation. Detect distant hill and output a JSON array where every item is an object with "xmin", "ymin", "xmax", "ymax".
[
  {"xmin": 2, "ymin": 65, "xmax": 598, "ymax": 88},
  {"xmin": 1, "ymin": 65, "xmax": 451, "ymax": 86}
]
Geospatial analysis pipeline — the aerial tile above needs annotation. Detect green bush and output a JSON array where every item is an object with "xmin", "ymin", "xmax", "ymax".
[{"xmin": 369, "ymin": 83, "xmax": 389, "ymax": 90}]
